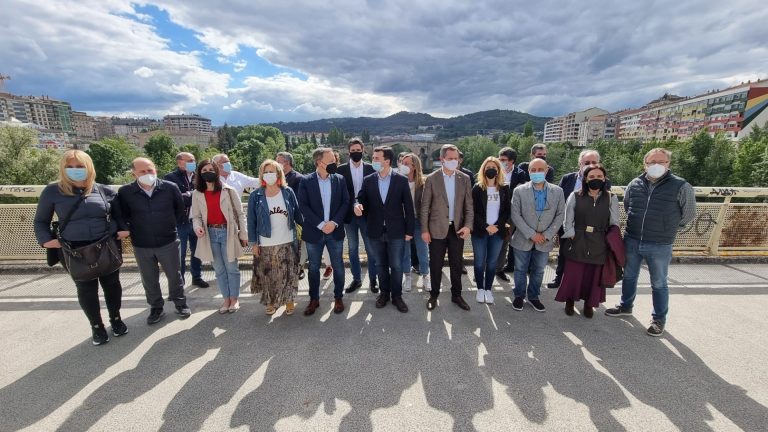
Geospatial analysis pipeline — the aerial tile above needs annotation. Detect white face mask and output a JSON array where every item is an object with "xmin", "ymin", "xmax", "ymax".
[
  {"xmin": 646, "ymin": 164, "xmax": 667, "ymax": 179},
  {"xmin": 398, "ymin": 165, "xmax": 411, "ymax": 176},
  {"xmin": 443, "ymin": 160, "xmax": 459, "ymax": 171},
  {"xmin": 263, "ymin": 172, "xmax": 278, "ymax": 185},
  {"xmin": 138, "ymin": 174, "xmax": 157, "ymax": 186}
]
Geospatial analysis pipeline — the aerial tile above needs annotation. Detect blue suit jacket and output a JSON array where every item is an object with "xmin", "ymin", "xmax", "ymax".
[
  {"xmin": 356, "ymin": 171, "xmax": 415, "ymax": 240},
  {"xmin": 298, "ymin": 172, "xmax": 349, "ymax": 243}
]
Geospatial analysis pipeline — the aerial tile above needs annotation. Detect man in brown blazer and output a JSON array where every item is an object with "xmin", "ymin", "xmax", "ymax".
[{"xmin": 420, "ymin": 144, "xmax": 474, "ymax": 311}]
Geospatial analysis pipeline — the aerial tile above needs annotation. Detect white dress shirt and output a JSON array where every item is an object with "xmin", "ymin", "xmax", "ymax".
[{"xmin": 221, "ymin": 170, "xmax": 260, "ymax": 198}]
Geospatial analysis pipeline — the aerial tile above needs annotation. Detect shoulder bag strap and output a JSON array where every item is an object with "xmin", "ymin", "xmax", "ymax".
[
  {"xmin": 226, "ymin": 188, "xmax": 241, "ymax": 232},
  {"xmin": 57, "ymin": 191, "xmax": 87, "ymax": 238}
]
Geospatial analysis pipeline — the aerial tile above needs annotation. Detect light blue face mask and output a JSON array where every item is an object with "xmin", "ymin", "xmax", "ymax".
[
  {"xmin": 222, "ymin": 162, "xmax": 232, "ymax": 173},
  {"xmin": 65, "ymin": 168, "xmax": 88, "ymax": 182},
  {"xmin": 530, "ymin": 172, "xmax": 546, "ymax": 184},
  {"xmin": 185, "ymin": 162, "xmax": 197, "ymax": 172},
  {"xmin": 372, "ymin": 161, "xmax": 383, "ymax": 172}
]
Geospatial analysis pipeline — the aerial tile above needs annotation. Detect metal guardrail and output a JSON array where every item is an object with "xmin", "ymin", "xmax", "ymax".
[{"xmin": 1, "ymin": 185, "xmax": 767, "ymax": 260}]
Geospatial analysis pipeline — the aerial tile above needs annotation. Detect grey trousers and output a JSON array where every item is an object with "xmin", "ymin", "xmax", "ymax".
[{"xmin": 134, "ymin": 239, "xmax": 186, "ymax": 309}]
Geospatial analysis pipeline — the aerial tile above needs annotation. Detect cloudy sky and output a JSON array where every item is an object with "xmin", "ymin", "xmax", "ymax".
[{"xmin": 2, "ymin": 0, "xmax": 767, "ymax": 124}]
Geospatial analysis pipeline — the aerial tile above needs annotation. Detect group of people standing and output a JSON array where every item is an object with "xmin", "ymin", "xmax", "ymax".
[{"xmin": 34, "ymin": 138, "xmax": 695, "ymax": 347}]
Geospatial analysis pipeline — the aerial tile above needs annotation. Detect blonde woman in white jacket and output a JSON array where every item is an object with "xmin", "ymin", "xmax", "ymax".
[{"xmin": 190, "ymin": 159, "xmax": 248, "ymax": 313}]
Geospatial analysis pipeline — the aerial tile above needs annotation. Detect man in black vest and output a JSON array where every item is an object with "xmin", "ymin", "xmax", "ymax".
[
  {"xmin": 164, "ymin": 152, "xmax": 209, "ymax": 288},
  {"xmin": 605, "ymin": 148, "xmax": 696, "ymax": 337},
  {"xmin": 547, "ymin": 149, "xmax": 604, "ymax": 289}
]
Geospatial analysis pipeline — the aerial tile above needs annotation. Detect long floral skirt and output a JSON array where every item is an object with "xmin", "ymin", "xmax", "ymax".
[{"xmin": 250, "ymin": 242, "xmax": 299, "ymax": 307}]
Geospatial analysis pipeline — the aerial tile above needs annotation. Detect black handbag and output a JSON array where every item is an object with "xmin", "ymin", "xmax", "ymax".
[
  {"xmin": 59, "ymin": 186, "xmax": 124, "ymax": 281},
  {"xmin": 46, "ymin": 193, "xmax": 86, "ymax": 267}
]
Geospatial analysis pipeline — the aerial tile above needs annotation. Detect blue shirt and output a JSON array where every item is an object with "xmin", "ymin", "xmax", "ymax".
[
  {"xmin": 533, "ymin": 186, "xmax": 548, "ymax": 217},
  {"xmin": 378, "ymin": 169, "xmax": 392, "ymax": 203},
  {"xmin": 442, "ymin": 170, "xmax": 456, "ymax": 223},
  {"xmin": 317, "ymin": 173, "xmax": 332, "ymax": 229}
]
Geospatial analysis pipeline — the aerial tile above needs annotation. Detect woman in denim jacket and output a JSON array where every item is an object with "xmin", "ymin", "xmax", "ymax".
[{"xmin": 247, "ymin": 159, "xmax": 304, "ymax": 316}]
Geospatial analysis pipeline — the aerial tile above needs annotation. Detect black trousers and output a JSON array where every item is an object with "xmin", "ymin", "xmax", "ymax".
[
  {"xmin": 428, "ymin": 227, "xmax": 464, "ymax": 297},
  {"xmin": 554, "ymin": 238, "xmax": 568, "ymax": 280},
  {"xmin": 73, "ymin": 269, "xmax": 123, "ymax": 326}
]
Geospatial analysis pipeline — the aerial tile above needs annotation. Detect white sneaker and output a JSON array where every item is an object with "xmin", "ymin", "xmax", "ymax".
[
  {"xmin": 421, "ymin": 274, "xmax": 430, "ymax": 290},
  {"xmin": 484, "ymin": 290, "xmax": 495, "ymax": 304},
  {"xmin": 475, "ymin": 290, "xmax": 485, "ymax": 303},
  {"xmin": 403, "ymin": 273, "xmax": 412, "ymax": 292}
]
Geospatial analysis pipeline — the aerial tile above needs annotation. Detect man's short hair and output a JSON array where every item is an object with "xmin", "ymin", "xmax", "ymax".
[
  {"xmin": 277, "ymin": 151, "xmax": 294, "ymax": 167},
  {"xmin": 440, "ymin": 144, "xmax": 459, "ymax": 158},
  {"xmin": 313, "ymin": 147, "xmax": 332, "ymax": 164},
  {"xmin": 578, "ymin": 149, "xmax": 600, "ymax": 162},
  {"xmin": 498, "ymin": 147, "xmax": 517, "ymax": 161},
  {"xmin": 348, "ymin": 137, "xmax": 364, "ymax": 150},
  {"xmin": 373, "ymin": 146, "xmax": 394, "ymax": 163},
  {"xmin": 175, "ymin": 152, "xmax": 193, "ymax": 161},
  {"xmin": 212, "ymin": 153, "xmax": 228, "ymax": 164},
  {"xmin": 644, "ymin": 147, "xmax": 672, "ymax": 163},
  {"xmin": 531, "ymin": 143, "xmax": 547, "ymax": 155}
]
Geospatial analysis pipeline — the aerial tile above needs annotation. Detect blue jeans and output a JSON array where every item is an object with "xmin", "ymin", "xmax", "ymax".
[
  {"xmin": 345, "ymin": 216, "xmax": 377, "ymax": 283},
  {"xmin": 306, "ymin": 235, "xmax": 345, "ymax": 299},
  {"xmin": 370, "ymin": 236, "xmax": 405, "ymax": 298},
  {"xmin": 402, "ymin": 219, "xmax": 429, "ymax": 275},
  {"xmin": 620, "ymin": 237, "xmax": 673, "ymax": 323},
  {"xmin": 512, "ymin": 247, "xmax": 549, "ymax": 300},
  {"xmin": 177, "ymin": 223, "xmax": 202, "ymax": 282},
  {"xmin": 471, "ymin": 233, "xmax": 504, "ymax": 291},
  {"xmin": 208, "ymin": 227, "xmax": 241, "ymax": 298}
]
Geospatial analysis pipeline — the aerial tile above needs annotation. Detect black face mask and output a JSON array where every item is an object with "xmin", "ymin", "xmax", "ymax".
[
  {"xmin": 349, "ymin": 152, "xmax": 363, "ymax": 163},
  {"xmin": 325, "ymin": 162, "xmax": 338, "ymax": 174},
  {"xmin": 484, "ymin": 168, "xmax": 498, "ymax": 179},
  {"xmin": 201, "ymin": 172, "xmax": 218, "ymax": 183},
  {"xmin": 587, "ymin": 179, "xmax": 605, "ymax": 190}
]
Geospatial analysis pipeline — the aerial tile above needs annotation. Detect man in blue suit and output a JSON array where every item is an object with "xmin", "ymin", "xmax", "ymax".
[
  {"xmin": 298, "ymin": 147, "xmax": 350, "ymax": 316},
  {"xmin": 354, "ymin": 146, "xmax": 415, "ymax": 313}
]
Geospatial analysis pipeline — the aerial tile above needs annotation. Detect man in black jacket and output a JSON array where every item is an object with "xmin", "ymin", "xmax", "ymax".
[
  {"xmin": 277, "ymin": 151, "xmax": 307, "ymax": 279},
  {"xmin": 119, "ymin": 157, "xmax": 191, "ymax": 325},
  {"xmin": 495, "ymin": 147, "xmax": 524, "ymax": 281},
  {"xmin": 547, "ymin": 149, "xmax": 604, "ymax": 289},
  {"xmin": 164, "ymin": 152, "xmax": 209, "ymax": 288},
  {"xmin": 518, "ymin": 143, "xmax": 555, "ymax": 183},
  {"xmin": 354, "ymin": 146, "xmax": 414, "ymax": 312},
  {"xmin": 337, "ymin": 137, "xmax": 378, "ymax": 294}
]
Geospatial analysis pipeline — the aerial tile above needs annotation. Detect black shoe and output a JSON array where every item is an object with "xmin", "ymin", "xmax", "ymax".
[
  {"xmin": 345, "ymin": 280, "xmax": 362, "ymax": 294},
  {"xmin": 502, "ymin": 264, "xmax": 515, "ymax": 273},
  {"xmin": 461, "ymin": 266, "xmax": 468, "ymax": 275},
  {"xmin": 370, "ymin": 280, "xmax": 379, "ymax": 294},
  {"xmin": 512, "ymin": 297, "xmax": 524, "ymax": 311},
  {"xmin": 605, "ymin": 304, "xmax": 633, "ymax": 317},
  {"xmin": 495, "ymin": 271, "xmax": 510, "ymax": 282},
  {"xmin": 392, "ymin": 296, "xmax": 409, "ymax": 313},
  {"xmin": 529, "ymin": 299, "xmax": 546, "ymax": 312},
  {"xmin": 110, "ymin": 317, "xmax": 128, "ymax": 337},
  {"xmin": 298, "ymin": 269, "xmax": 305, "ymax": 280},
  {"xmin": 546, "ymin": 277, "xmax": 561, "ymax": 289},
  {"xmin": 192, "ymin": 278, "xmax": 210, "ymax": 288},
  {"xmin": 426, "ymin": 296, "xmax": 438, "ymax": 310},
  {"xmin": 647, "ymin": 320, "xmax": 665, "ymax": 337},
  {"xmin": 375, "ymin": 294, "xmax": 390, "ymax": 308},
  {"xmin": 175, "ymin": 305, "xmax": 192, "ymax": 319},
  {"xmin": 565, "ymin": 300, "xmax": 574, "ymax": 316},
  {"xmin": 147, "ymin": 308, "xmax": 165, "ymax": 325},
  {"xmin": 91, "ymin": 324, "xmax": 109, "ymax": 346},
  {"xmin": 451, "ymin": 295, "xmax": 471, "ymax": 311}
]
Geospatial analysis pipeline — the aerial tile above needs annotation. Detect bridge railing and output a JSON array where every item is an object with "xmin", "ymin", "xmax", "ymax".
[{"xmin": 0, "ymin": 185, "xmax": 766, "ymax": 260}]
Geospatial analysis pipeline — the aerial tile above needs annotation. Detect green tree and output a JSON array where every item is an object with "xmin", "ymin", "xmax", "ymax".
[
  {"xmin": 310, "ymin": 132, "xmax": 317, "ymax": 146},
  {"xmin": 216, "ymin": 123, "xmax": 237, "ymax": 152},
  {"xmin": 327, "ymin": 127, "xmax": 345, "ymax": 147},
  {"xmin": 361, "ymin": 129, "xmax": 371, "ymax": 143},
  {"xmin": 144, "ymin": 133, "xmax": 178, "ymax": 175},
  {"xmin": 523, "ymin": 121, "xmax": 534, "ymax": 137},
  {"xmin": 291, "ymin": 141, "xmax": 318, "ymax": 174},
  {"xmin": 455, "ymin": 136, "xmax": 500, "ymax": 172},
  {"xmin": 230, "ymin": 125, "xmax": 286, "ymax": 176},
  {"xmin": 87, "ymin": 141, "xmax": 129, "ymax": 184},
  {"xmin": 733, "ymin": 124, "xmax": 768, "ymax": 186},
  {"xmin": 0, "ymin": 126, "xmax": 60, "ymax": 186}
]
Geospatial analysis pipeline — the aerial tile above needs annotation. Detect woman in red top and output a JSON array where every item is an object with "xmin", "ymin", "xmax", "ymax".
[{"xmin": 190, "ymin": 160, "xmax": 248, "ymax": 314}]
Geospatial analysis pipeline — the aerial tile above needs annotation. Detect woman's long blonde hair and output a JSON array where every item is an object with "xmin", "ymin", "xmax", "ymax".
[
  {"xmin": 58, "ymin": 150, "xmax": 96, "ymax": 196},
  {"xmin": 477, "ymin": 156, "xmax": 505, "ymax": 191},
  {"xmin": 404, "ymin": 153, "xmax": 425, "ymax": 187}
]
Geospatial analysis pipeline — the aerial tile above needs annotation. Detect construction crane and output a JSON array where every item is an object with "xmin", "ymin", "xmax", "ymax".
[{"xmin": 0, "ymin": 74, "xmax": 10, "ymax": 91}]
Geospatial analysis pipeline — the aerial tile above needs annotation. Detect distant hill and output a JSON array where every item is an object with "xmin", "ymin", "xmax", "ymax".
[{"xmin": 266, "ymin": 109, "xmax": 550, "ymax": 139}]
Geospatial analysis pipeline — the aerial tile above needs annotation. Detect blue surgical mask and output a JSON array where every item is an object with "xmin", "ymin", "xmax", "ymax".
[
  {"xmin": 65, "ymin": 168, "xmax": 87, "ymax": 182},
  {"xmin": 372, "ymin": 161, "xmax": 383, "ymax": 172},
  {"xmin": 222, "ymin": 162, "xmax": 232, "ymax": 173},
  {"xmin": 185, "ymin": 162, "xmax": 197, "ymax": 172},
  {"xmin": 530, "ymin": 172, "xmax": 546, "ymax": 184}
]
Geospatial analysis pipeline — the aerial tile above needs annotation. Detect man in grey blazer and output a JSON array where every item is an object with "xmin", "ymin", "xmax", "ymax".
[
  {"xmin": 510, "ymin": 158, "xmax": 565, "ymax": 313},
  {"xmin": 420, "ymin": 144, "xmax": 473, "ymax": 311}
]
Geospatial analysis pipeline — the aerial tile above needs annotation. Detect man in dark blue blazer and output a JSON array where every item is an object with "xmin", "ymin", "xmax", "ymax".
[
  {"xmin": 298, "ymin": 147, "xmax": 350, "ymax": 316},
  {"xmin": 354, "ymin": 146, "xmax": 415, "ymax": 313},
  {"xmin": 163, "ymin": 152, "xmax": 209, "ymax": 288},
  {"xmin": 337, "ymin": 138, "xmax": 378, "ymax": 294},
  {"xmin": 518, "ymin": 143, "xmax": 555, "ymax": 183},
  {"xmin": 547, "ymin": 149, "xmax": 609, "ymax": 289}
]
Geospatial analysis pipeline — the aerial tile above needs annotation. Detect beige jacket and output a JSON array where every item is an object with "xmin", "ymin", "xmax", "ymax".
[
  {"xmin": 420, "ymin": 169, "xmax": 473, "ymax": 239},
  {"xmin": 190, "ymin": 185, "xmax": 248, "ymax": 262}
]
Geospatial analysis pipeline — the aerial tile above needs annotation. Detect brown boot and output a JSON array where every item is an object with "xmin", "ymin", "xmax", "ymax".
[
  {"xmin": 583, "ymin": 305, "xmax": 594, "ymax": 318},
  {"xmin": 304, "ymin": 299, "xmax": 320, "ymax": 316},
  {"xmin": 333, "ymin": 298, "xmax": 345, "ymax": 314},
  {"xmin": 565, "ymin": 300, "xmax": 575, "ymax": 316}
]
